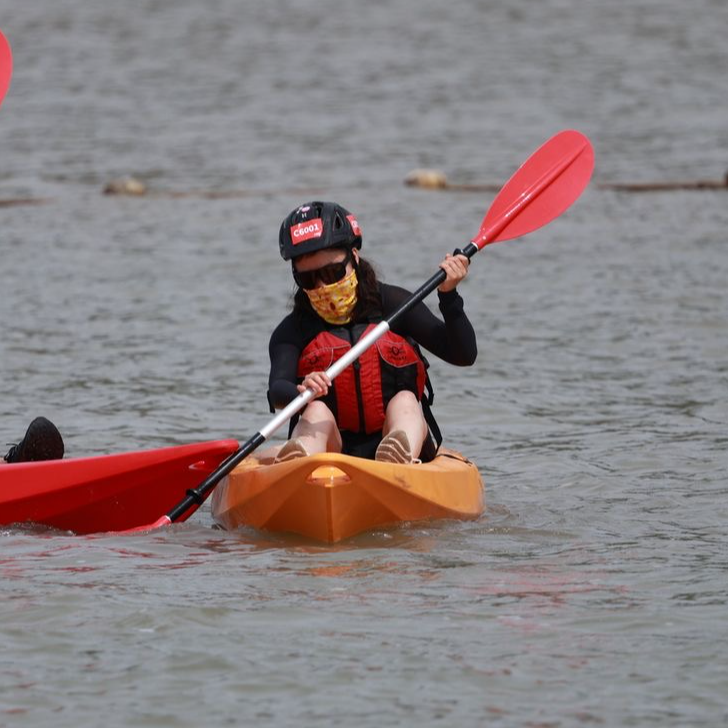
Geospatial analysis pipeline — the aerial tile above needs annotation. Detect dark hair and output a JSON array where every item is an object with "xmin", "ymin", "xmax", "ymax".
[{"xmin": 291, "ymin": 252, "xmax": 383, "ymax": 323}]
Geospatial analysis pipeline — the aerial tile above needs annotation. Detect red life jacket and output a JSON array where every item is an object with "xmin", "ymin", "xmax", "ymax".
[{"xmin": 297, "ymin": 323, "xmax": 427, "ymax": 434}]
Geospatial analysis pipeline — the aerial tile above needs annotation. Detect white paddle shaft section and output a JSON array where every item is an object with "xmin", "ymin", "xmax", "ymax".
[{"xmin": 259, "ymin": 320, "xmax": 391, "ymax": 440}]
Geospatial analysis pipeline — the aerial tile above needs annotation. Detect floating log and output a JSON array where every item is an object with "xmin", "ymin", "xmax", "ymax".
[
  {"xmin": 100, "ymin": 178, "xmax": 327, "ymax": 199},
  {"xmin": 597, "ymin": 175, "xmax": 728, "ymax": 192},
  {"xmin": 0, "ymin": 197, "xmax": 53, "ymax": 208},
  {"xmin": 148, "ymin": 188, "xmax": 326, "ymax": 200},
  {"xmin": 7, "ymin": 173, "xmax": 726, "ymax": 209},
  {"xmin": 440, "ymin": 183, "xmax": 502, "ymax": 192},
  {"xmin": 405, "ymin": 168, "xmax": 728, "ymax": 193}
]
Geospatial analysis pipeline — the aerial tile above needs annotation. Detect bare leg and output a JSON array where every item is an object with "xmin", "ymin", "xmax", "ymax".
[
  {"xmin": 381, "ymin": 390, "xmax": 428, "ymax": 459},
  {"xmin": 259, "ymin": 402, "xmax": 342, "ymax": 463},
  {"xmin": 289, "ymin": 400, "xmax": 343, "ymax": 454}
]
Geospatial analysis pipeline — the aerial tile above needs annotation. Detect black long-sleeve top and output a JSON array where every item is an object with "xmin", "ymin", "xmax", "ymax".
[{"xmin": 268, "ymin": 283, "xmax": 477, "ymax": 410}]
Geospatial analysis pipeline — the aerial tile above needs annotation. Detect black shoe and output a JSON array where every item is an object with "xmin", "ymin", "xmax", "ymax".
[{"xmin": 4, "ymin": 417, "xmax": 65, "ymax": 463}]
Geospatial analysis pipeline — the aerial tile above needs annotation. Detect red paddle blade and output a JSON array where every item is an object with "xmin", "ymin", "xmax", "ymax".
[
  {"xmin": 112, "ymin": 516, "xmax": 172, "ymax": 535},
  {"xmin": 473, "ymin": 130, "xmax": 594, "ymax": 249},
  {"xmin": 0, "ymin": 29, "xmax": 12, "ymax": 108}
]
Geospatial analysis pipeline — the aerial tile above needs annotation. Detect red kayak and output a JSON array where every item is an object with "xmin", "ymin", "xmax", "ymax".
[{"xmin": 0, "ymin": 439, "xmax": 238, "ymax": 534}]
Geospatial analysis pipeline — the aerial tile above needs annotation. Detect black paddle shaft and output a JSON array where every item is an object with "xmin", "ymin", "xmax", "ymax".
[{"xmin": 386, "ymin": 243, "xmax": 479, "ymax": 328}]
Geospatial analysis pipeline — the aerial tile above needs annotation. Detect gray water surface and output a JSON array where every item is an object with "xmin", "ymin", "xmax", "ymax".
[{"xmin": 1, "ymin": 1, "xmax": 727, "ymax": 726}]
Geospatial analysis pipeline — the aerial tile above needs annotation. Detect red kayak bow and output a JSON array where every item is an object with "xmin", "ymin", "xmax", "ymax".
[{"xmin": 0, "ymin": 440, "xmax": 238, "ymax": 534}]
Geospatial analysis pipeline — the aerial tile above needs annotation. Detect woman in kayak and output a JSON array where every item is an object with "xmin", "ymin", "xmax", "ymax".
[
  {"xmin": 267, "ymin": 201, "xmax": 477, "ymax": 464},
  {"xmin": 2, "ymin": 417, "xmax": 64, "ymax": 464}
]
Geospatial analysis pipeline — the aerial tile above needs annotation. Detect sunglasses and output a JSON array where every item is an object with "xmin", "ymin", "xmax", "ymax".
[{"xmin": 293, "ymin": 250, "xmax": 352, "ymax": 290}]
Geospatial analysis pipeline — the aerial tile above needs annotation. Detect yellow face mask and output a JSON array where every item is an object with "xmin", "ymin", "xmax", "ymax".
[{"xmin": 304, "ymin": 269, "xmax": 359, "ymax": 325}]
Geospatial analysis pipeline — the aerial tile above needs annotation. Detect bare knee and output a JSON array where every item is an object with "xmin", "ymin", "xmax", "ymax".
[
  {"xmin": 293, "ymin": 400, "xmax": 342, "ymax": 452},
  {"xmin": 387, "ymin": 390, "xmax": 419, "ymax": 411},
  {"xmin": 385, "ymin": 391, "xmax": 425, "ymax": 425},
  {"xmin": 383, "ymin": 391, "xmax": 428, "ymax": 444},
  {"xmin": 301, "ymin": 400, "xmax": 336, "ymax": 423}
]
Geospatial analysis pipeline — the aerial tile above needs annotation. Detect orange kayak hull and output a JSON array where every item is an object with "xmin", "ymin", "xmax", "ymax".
[{"xmin": 210, "ymin": 449, "xmax": 484, "ymax": 543}]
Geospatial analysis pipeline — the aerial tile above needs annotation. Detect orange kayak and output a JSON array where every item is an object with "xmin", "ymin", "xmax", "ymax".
[{"xmin": 210, "ymin": 448, "xmax": 484, "ymax": 543}]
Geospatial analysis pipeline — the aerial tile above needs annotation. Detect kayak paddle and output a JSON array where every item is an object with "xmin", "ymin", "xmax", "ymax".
[
  {"xmin": 125, "ymin": 129, "xmax": 594, "ymax": 533},
  {"xmin": 0, "ymin": 29, "xmax": 12, "ymax": 109}
]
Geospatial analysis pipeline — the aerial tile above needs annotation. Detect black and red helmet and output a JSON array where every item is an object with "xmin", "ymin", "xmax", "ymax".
[{"xmin": 279, "ymin": 201, "xmax": 362, "ymax": 261}]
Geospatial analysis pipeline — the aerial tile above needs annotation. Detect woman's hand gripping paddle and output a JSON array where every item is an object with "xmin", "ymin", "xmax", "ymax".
[
  {"xmin": 123, "ymin": 129, "xmax": 594, "ymax": 533},
  {"xmin": 0, "ymin": 29, "xmax": 12, "ymax": 109}
]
